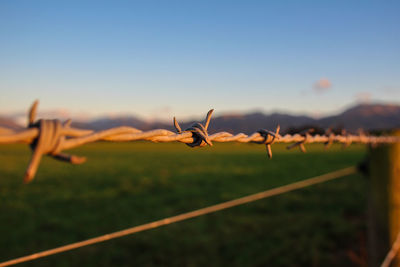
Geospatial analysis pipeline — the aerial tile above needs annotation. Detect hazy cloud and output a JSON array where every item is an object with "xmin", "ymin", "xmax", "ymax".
[
  {"xmin": 313, "ymin": 78, "xmax": 332, "ymax": 93},
  {"xmin": 355, "ymin": 92, "xmax": 372, "ymax": 103},
  {"xmin": 147, "ymin": 106, "xmax": 173, "ymax": 122},
  {"xmin": 380, "ymin": 86, "xmax": 400, "ymax": 95}
]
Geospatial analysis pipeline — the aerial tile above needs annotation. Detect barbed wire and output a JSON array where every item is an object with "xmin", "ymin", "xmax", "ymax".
[
  {"xmin": 1, "ymin": 101, "xmax": 399, "ymax": 183},
  {"xmin": 0, "ymin": 166, "xmax": 357, "ymax": 267}
]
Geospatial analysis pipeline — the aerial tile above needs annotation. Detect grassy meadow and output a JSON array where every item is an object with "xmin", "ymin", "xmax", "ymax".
[{"xmin": 0, "ymin": 142, "xmax": 368, "ymax": 266}]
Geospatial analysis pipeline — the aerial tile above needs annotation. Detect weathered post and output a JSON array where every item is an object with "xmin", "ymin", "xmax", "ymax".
[{"xmin": 368, "ymin": 131, "xmax": 400, "ymax": 266}]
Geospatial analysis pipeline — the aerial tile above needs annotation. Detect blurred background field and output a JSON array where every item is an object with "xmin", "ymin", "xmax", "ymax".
[{"xmin": 0, "ymin": 143, "xmax": 367, "ymax": 266}]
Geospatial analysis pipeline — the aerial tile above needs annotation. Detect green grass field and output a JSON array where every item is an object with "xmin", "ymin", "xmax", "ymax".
[{"xmin": 0, "ymin": 142, "xmax": 368, "ymax": 266}]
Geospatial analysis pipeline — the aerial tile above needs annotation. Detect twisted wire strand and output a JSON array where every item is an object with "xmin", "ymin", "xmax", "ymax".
[
  {"xmin": 0, "ymin": 101, "xmax": 399, "ymax": 182},
  {"xmin": 2, "ymin": 126, "xmax": 400, "ymax": 146},
  {"xmin": 0, "ymin": 166, "xmax": 357, "ymax": 267}
]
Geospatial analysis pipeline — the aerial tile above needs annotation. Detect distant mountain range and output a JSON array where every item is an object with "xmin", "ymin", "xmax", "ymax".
[
  {"xmin": 0, "ymin": 117, "xmax": 21, "ymax": 130},
  {"xmin": 1, "ymin": 103, "xmax": 400, "ymax": 134}
]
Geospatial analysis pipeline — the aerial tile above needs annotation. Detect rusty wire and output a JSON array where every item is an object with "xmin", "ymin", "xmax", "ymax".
[
  {"xmin": 0, "ymin": 166, "xmax": 357, "ymax": 267},
  {"xmin": 1, "ymin": 101, "xmax": 399, "ymax": 183}
]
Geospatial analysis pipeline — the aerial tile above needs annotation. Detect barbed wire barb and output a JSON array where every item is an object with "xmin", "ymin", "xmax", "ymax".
[
  {"xmin": 1, "ymin": 101, "xmax": 400, "ymax": 183},
  {"xmin": 174, "ymin": 109, "xmax": 214, "ymax": 147},
  {"xmin": 287, "ymin": 129, "xmax": 314, "ymax": 153},
  {"xmin": 256, "ymin": 125, "xmax": 280, "ymax": 158}
]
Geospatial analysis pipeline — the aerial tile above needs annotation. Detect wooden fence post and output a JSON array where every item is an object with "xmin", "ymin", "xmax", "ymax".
[{"xmin": 368, "ymin": 131, "xmax": 400, "ymax": 266}]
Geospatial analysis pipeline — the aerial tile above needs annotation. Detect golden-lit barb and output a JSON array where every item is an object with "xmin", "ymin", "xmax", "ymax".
[
  {"xmin": 255, "ymin": 125, "xmax": 281, "ymax": 158},
  {"xmin": 174, "ymin": 109, "xmax": 214, "ymax": 147},
  {"xmin": 1, "ymin": 101, "xmax": 400, "ymax": 183},
  {"xmin": 287, "ymin": 129, "xmax": 314, "ymax": 153},
  {"xmin": 24, "ymin": 102, "xmax": 90, "ymax": 183}
]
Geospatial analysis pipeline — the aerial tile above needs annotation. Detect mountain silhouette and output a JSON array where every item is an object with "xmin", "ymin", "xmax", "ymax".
[{"xmin": 1, "ymin": 103, "xmax": 399, "ymax": 134}]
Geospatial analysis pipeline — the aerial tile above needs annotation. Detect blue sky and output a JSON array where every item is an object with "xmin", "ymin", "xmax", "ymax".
[{"xmin": 0, "ymin": 1, "xmax": 399, "ymax": 120}]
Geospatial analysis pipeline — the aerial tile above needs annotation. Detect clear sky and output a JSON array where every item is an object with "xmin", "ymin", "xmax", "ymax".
[{"xmin": 0, "ymin": 1, "xmax": 399, "ymax": 120}]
